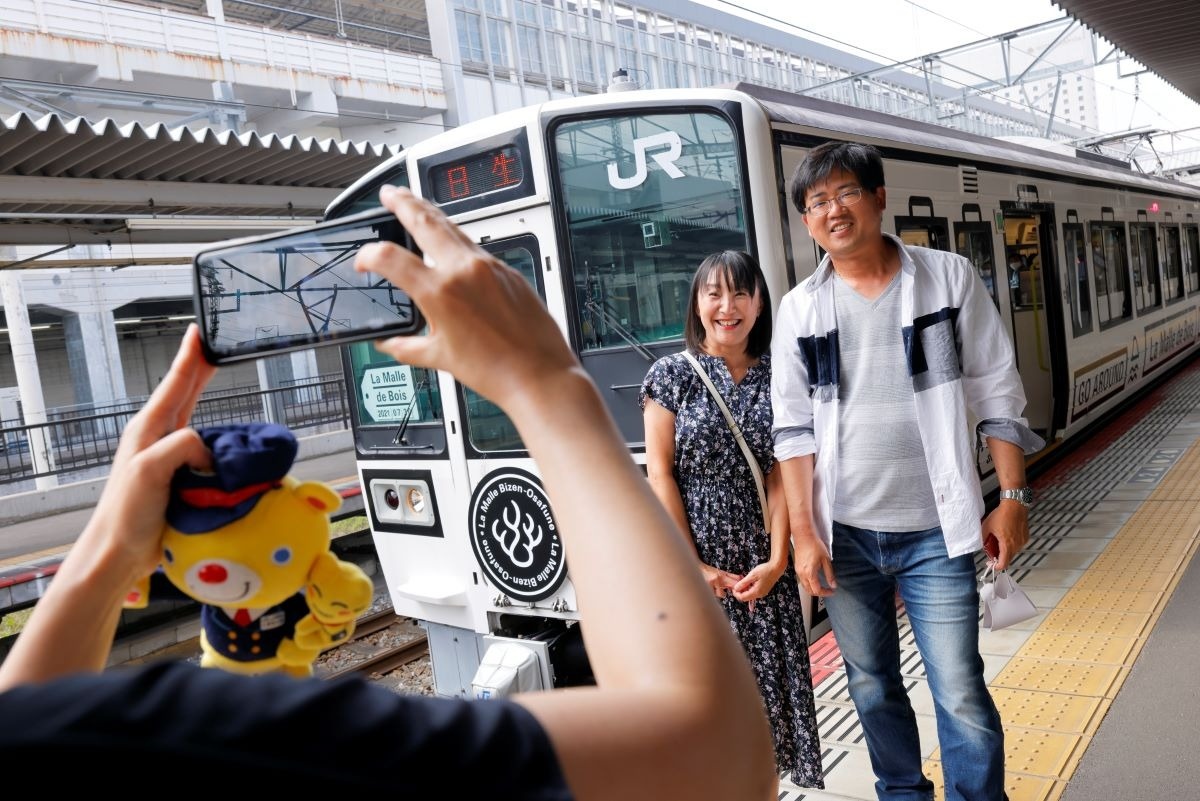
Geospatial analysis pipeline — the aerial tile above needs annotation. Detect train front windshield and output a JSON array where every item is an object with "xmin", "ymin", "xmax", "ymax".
[
  {"xmin": 553, "ymin": 111, "xmax": 749, "ymax": 355},
  {"xmin": 346, "ymin": 342, "xmax": 445, "ymax": 452}
]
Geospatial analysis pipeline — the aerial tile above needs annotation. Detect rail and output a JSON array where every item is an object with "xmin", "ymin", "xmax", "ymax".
[
  {"xmin": 318, "ymin": 609, "xmax": 429, "ymax": 681},
  {"xmin": 0, "ymin": 376, "xmax": 350, "ymax": 488}
]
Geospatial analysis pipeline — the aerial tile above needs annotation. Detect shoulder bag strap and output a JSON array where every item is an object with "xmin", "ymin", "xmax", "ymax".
[{"xmin": 681, "ymin": 350, "xmax": 770, "ymax": 533}]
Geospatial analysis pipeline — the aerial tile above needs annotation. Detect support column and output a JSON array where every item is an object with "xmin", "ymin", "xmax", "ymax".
[
  {"xmin": 61, "ymin": 266, "xmax": 127, "ymax": 412},
  {"xmin": 206, "ymin": 0, "xmax": 230, "ymax": 62},
  {"xmin": 204, "ymin": 0, "xmax": 225, "ymax": 23},
  {"xmin": 256, "ymin": 354, "xmax": 293, "ymax": 424},
  {"xmin": 64, "ymin": 309, "xmax": 126, "ymax": 410},
  {"xmin": 290, "ymin": 348, "xmax": 322, "ymax": 402},
  {"xmin": 211, "ymin": 80, "xmax": 242, "ymax": 133},
  {"xmin": 0, "ymin": 270, "xmax": 57, "ymax": 489}
]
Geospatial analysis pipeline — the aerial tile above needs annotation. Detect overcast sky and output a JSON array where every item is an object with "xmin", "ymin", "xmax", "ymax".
[{"xmin": 694, "ymin": 0, "xmax": 1200, "ymax": 162}]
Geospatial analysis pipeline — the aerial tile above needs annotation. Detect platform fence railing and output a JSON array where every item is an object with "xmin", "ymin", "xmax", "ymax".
[{"xmin": 0, "ymin": 377, "xmax": 349, "ymax": 491}]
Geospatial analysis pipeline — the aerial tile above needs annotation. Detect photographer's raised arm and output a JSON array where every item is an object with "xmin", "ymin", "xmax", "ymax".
[{"xmin": 357, "ymin": 186, "xmax": 774, "ymax": 801}]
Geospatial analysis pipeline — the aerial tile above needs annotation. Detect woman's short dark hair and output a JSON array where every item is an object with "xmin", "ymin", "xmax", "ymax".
[
  {"xmin": 684, "ymin": 251, "xmax": 772, "ymax": 358},
  {"xmin": 789, "ymin": 141, "xmax": 885, "ymax": 214}
]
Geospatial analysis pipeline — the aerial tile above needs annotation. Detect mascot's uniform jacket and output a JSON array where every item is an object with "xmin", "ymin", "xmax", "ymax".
[
  {"xmin": 164, "ymin": 424, "xmax": 314, "ymax": 668},
  {"xmin": 201, "ymin": 594, "xmax": 311, "ymax": 663}
]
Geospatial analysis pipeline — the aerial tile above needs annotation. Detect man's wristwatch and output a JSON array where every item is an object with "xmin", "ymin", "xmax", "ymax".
[{"xmin": 999, "ymin": 487, "xmax": 1034, "ymax": 508}]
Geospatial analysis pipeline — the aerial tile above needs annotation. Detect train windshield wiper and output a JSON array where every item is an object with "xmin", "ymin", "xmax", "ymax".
[
  {"xmin": 583, "ymin": 298, "xmax": 656, "ymax": 363},
  {"xmin": 391, "ymin": 378, "xmax": 427, "ymax": 445}
]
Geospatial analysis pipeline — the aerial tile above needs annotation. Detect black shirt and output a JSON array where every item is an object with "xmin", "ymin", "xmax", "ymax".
[{"xmin": 0, "ymin": 661, "xmax": 573, "ymax": 798}]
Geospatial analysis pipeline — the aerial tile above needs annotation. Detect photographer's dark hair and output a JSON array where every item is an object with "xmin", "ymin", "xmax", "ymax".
[
  {"xmin": 685, "ymin": 251, "xmax": 772, "ymax": 358},
  {"xmin": 790, "ymin": 141, "xmax": 886, "ymax": 213}
]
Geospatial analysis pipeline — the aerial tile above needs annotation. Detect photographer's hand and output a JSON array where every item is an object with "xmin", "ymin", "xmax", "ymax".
[{"xmin": 356, "ymin": 186, "xmax": 575, "ymax": 409}]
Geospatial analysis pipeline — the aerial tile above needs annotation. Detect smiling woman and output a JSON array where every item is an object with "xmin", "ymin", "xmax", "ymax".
[
  {"xmin": 640, "ymin": 251, "xmax": 825, "ymax": 791},
  {"xmin": 691, "ymin": 258, "xmax": 767, "ymax": 368}
]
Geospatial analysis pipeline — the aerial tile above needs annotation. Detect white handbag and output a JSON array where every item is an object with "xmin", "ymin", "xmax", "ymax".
[{"xmin": 979, "ymin": 565, "xmax": 1038, "ymax": 631}]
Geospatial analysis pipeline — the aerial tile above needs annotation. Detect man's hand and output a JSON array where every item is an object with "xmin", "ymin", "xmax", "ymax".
[
  {"xmin": 981, "ymin": 501, "xmax": 1029, "ymax": 571},
  {"xmin": 356, "ymin": 185, "xmax": 577, "ymax": 411},
  {"xmin": 792, "ymin": 528, "xmax": 835, "ymax": 597}
]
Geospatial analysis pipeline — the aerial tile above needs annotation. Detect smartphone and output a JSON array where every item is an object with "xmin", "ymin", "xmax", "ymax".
[{"xmin": 192, "ymin": 208, "xmax": 424, "ymax": 365}]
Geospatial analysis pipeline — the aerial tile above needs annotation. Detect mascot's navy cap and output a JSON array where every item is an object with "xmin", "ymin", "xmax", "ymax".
[{"xmin": 166, "ymin": 423, "xmax": 298, "ymax": 534}]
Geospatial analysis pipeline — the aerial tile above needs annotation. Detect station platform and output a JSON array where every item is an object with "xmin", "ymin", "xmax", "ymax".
[{"xmin": 784, "ymin": 356, "xmax": 1200, "ymax": 801}]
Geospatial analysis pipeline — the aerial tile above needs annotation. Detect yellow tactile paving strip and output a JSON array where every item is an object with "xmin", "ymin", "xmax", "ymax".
[
  {"xmin": 0, "ymin": 545, "xmax": 69, "ymax": 570},
  {"xmin": 924, "ymin": 441, "xmax": 1200, "ymax": 801}
]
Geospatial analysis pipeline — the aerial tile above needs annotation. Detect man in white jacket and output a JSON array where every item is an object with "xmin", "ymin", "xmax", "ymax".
[{"xmin": 772, "ymin": 141, "xmax": 1043, "ymax": 801}]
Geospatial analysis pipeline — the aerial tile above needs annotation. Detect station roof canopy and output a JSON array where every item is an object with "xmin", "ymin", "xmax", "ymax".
[
  {"xmin": 0, "ymin": 112, "xmax": 399, "ymax": 246},
  {"xmin": 1053, "ymin": 0, "xmax": 1200, "ymax": 104}
]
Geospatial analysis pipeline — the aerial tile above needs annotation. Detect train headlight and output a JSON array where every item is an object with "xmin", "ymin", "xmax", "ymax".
[
  {"xmin": 406, "ymin": 487, "xmax": 426, "ymax": 515},
  {"xmin": 369, "ymin": 477, "xmax": 436, "ymax": 527}
]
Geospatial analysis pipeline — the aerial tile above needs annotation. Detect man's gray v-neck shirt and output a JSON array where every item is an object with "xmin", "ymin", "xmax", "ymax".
[{"xmin": 832, "ymin": 272, "xmax": 940, "ymax": 532}]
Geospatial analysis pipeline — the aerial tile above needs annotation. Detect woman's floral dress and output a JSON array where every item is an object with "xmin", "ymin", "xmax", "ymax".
[{"xmin": 641, "ymin": 351, "xmax": 824, "ymax": 787}]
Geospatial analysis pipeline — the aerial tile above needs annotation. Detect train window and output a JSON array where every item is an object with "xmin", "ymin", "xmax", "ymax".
[
  {"xmin": 461, "ymin": 238, "xmax": 542, "ymax": 453},
  {"xmin": 1062, "ymin": 223, "xmax": 1093, "ymax": 336},
  {"xmin": 1161, "ymin": 225, "xmax": 1184, "ymax": 303},
  {"xmin": 895, "ymin": 197, "xmax": 950, "ymax": 252},
  {"xmin": 1184, "ymin": 225, "xmax": 1200, "ymax": 295},
  {"xmin": 897, "ymin": 225, "xmax": 950, "ymax": 250},
  {"xmin": 1003, "ymin": 218, "xmax": 1041, "ymax": 311},
  {"xmin": 328, "ymin": 164, "xmax": 410, "ymax": 219},
  {"xmin": 552, "ymin": 111, "xmax": 748, "ymax": 353},
  {"xmin": 1090, "ymin": 222, "xmax": 1132, "ymax": 329},
  {"xmin": 953, "ymin": 223, "xmax": 998, "ymax": 307},
  {"xmin": 345, "ymin": 343, "xmax": 446, "ymax": 454},
  {"xmin": 1129, "ymin": 223, "xmax": 1162, "ymax": 313}
]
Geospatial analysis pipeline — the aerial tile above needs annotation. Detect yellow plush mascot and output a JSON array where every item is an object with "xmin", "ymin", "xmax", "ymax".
[{"xmin": 125, "ymin": 423, "xmax": 373, "ymax": 677}]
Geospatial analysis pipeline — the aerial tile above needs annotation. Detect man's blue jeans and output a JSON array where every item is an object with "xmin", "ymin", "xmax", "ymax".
[{"xmin": 825, "ymin": 522, "xmax": 1005, "ymax": 801}]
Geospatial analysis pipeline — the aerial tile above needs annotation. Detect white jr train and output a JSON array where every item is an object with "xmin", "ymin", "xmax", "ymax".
[{"xmin": 323, "ymin": 82, "xmax": 1200, "ymax": 698}]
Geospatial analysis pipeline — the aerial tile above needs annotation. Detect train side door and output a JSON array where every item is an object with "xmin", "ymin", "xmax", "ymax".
[
  {"xmin": 1001, "ymin": 189, "xmax": 1065, "ymax": 443},
  {"xmin": 1184, "ymin": 219, "xmax": 1200, "ymax": 295},
  {"xmin": 451, "ymin": 207, "xmax": 579, "ymax": 623}
]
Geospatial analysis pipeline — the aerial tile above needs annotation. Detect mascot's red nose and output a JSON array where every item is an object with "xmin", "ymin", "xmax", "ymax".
[{"xmin": 198, "ymin": 563, "xmax": 228, "ymax": 584}]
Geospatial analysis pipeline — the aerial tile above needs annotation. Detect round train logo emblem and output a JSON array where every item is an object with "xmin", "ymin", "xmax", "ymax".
[{"xmin": 469, "ymin": 468, "xmax": 566, "ymax": 602}]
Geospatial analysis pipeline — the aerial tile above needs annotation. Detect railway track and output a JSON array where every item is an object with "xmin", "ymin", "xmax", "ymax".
[{"xmin": 318, "ymin": 607, "xmax": 429, "ymax": 681}]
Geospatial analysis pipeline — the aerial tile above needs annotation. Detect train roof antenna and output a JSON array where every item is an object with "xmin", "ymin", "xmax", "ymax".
[{"xmin": 608, "ymin": 68, "xmax": 637, "ymax": 93}]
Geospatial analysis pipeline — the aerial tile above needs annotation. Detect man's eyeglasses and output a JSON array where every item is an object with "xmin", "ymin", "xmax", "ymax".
[{"xmin": 802, "ymin": 187, "xmax": 866, "ymax": 217}]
